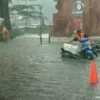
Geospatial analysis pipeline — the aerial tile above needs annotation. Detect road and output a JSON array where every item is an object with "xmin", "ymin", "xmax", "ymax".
[{"xmin": 0, "ymin": 37, "xmax": 100, "ymax": 100}]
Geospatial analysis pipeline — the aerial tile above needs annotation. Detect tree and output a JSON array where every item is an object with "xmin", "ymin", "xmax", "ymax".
[
  {"xmin": 0, "ymin": 0, "xmax": 39, "ymax": 32},
  {"xmin": 10, "ymin": 4, "xmax": 42, "ymax": 19},
  {"xmin": 10, "ymin": 3, "xmax": 46, "ymax": 19},
  {"xmin": 10, "ymin": 4, "xmax": 46, "ymax": 29},
  {"xmin": 4, "ymin": 0, "xmax": 12, "ymax": 31},
  {"xmin": 0, "ymin": 0, "xmax": 12, "ymax": 31}
]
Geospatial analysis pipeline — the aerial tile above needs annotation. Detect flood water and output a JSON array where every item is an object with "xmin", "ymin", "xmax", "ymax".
[{"xmin": 0, "ymin": 37, "xmax": 100, "ymax": 100}]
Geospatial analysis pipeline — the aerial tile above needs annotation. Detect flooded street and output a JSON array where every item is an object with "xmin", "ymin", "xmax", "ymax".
[{"xmin": 0, "ymin": 37, "xmax": 100, "ymax": 100}]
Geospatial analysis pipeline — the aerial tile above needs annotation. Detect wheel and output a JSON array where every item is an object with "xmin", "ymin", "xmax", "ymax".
[
  {"xmin": 61, "ymin": 52, "xmax": 65, "ymax": 57},
  {"xmin": 87, "ymin": 54, "xmax": 94, "ymax": 60},
  {"xmin": 60, "ymin": 50, "xmax": 65, "ymax": 57},
  {"xmin": 72, "ymin": 55, "xmax": 81, "ymax": 59},
  {"xmin": 66, "ymin": 52, "xmax": 74, "ymax": 58}
]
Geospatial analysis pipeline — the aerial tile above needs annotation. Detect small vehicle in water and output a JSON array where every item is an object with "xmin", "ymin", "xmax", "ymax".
[{"xmin": 60, "ymin": 42, "xmax": 100, "ymax": 60}]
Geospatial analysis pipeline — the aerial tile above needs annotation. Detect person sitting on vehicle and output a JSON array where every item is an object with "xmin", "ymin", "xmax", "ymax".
[
  {"xmin": 67, "ymin": 29, "xmax": 89, "ymax": 43},
  {"xmin": 66, "ymin": 29, "xmax": 98, "ymax": 57}
]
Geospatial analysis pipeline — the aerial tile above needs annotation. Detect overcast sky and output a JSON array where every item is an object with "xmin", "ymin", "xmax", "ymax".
[
  {"xmin": 35, "ymin": 0, "xmax": 57, "ymax": 23},
  {"xmin": 11, "ymin": 0, "xmax": 57, "ymax": 23}
]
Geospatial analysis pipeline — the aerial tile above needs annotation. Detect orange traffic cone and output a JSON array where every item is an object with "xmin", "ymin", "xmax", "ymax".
[{"xmin": 89, "ymin": 60, "xmax": 99, "ymax": 84}]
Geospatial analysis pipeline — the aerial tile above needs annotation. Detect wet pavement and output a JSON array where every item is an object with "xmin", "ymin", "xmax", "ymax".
[{"xmin": 0, "ymin": 37, "xmax": 100, "ymax": 100}]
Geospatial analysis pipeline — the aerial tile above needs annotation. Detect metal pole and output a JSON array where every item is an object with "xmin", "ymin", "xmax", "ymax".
[
  {"xmin": 25, "ymin": 0, "xmax": 27, "ymax": 33},
  {"xmin": 40, "ymin": 6, "xmax": 42, "ymax": 44},
  {"xmin": 49, "ymin": 34, "xmax": 51, "ymax": 44}
]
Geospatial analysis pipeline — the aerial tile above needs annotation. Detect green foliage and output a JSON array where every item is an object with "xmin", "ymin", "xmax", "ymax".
[
  {"xmin": 10, "ymin": 4, "xmax": 44, "ymax": 19},
  {"xmin": 11, "ymin": 4, "xmax": 35, "ymax": 12}
]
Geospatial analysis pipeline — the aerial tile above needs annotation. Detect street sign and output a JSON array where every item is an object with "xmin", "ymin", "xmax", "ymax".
[{"xmin": 72, "ymin": 0, "xmax": 85, "ymax": 18}]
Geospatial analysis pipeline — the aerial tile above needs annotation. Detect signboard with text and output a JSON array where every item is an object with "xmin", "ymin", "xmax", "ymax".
[{"xmin": 72, "ymin": 0, "xmax": 85, "ymax": 18}]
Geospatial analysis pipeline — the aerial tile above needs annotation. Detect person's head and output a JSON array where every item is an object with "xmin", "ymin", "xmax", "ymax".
[{"xmin": 77, "ymin": 29, "xmax": 81, "ymax": 35}]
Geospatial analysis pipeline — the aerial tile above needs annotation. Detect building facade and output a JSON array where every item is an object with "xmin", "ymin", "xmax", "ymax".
[{"xmin": 50, "ymin": 0, "xmax": 100, "ymax": 37}]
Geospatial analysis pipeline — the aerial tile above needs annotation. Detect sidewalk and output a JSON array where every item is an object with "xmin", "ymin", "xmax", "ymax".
[
  {"xmin": 17, "ymin": 34, "xmax": 100, "ymax": 43},
  {"xmin": 17, "ymin": 34, "xmax": 71, "ymax": 42},
  {"xmin": 19, "ymin": 34, "xmax": 49, "ymax": 38}
]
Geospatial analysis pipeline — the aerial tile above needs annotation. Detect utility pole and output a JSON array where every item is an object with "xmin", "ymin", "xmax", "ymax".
[
  {"xmin": 25, "ymin": 0, "xmax": 28, "ymax": 33},
  {"xmin": 39, "ymin": 5, "xmax": 43, "ymax": 44}
]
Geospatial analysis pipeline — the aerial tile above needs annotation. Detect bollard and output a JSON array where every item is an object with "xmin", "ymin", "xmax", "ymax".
[
  {"xmin": 40, "ymin": 36, "xmax": 42, "ymax": 44},
  {"xmin": 49, "ymin": 35, "xmax": 51, "ymax": 44}
]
